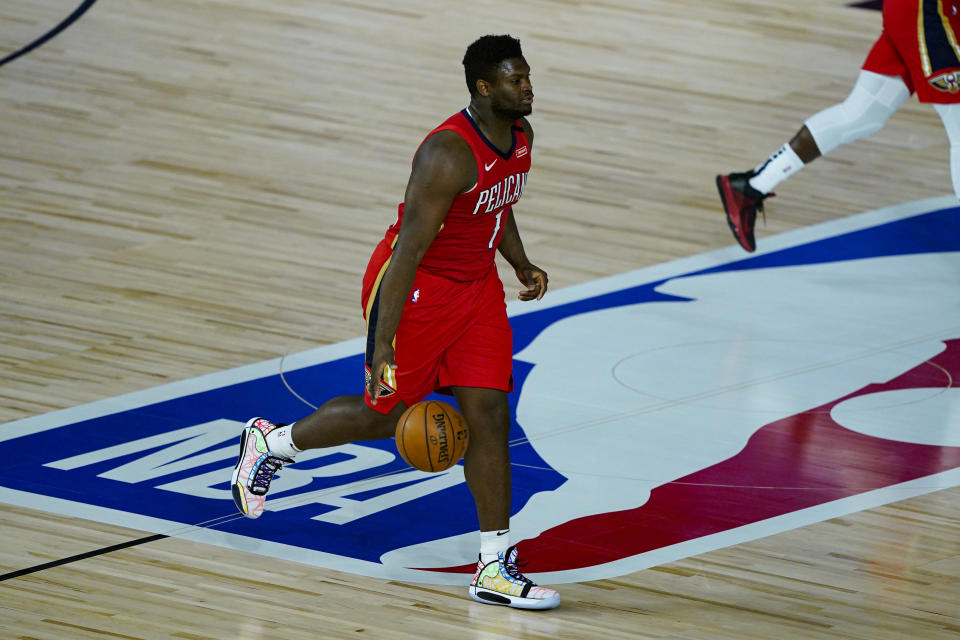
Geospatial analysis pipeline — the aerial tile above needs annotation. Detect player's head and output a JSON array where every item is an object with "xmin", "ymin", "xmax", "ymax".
[{"xmin": 463, "ymin": 35, "xmax": 532, "ymax": 118}]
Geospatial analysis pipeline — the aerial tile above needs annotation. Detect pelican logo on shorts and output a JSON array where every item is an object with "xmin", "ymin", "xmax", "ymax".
[
  {"xmin": 364, "ymin": 368, "xmax": 396, "ymax": 398},
  {"xmin": 929, "ymin": 70, "xmax": 960, "ymax": 93}
]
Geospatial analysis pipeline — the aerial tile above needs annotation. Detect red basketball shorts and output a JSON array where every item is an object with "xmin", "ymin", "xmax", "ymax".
[
  {"xmin": 360, "ymin": 238, "xmax": 513, "ymax": 414},
  {"xmin": 863, "ymin": 0, "xmax": 960, "ymax": 103}
]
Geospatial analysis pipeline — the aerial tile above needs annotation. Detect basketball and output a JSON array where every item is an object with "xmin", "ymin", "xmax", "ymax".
[{"xmin": 395, "ymin": 400, "xmax": 469, "ymax": 472}]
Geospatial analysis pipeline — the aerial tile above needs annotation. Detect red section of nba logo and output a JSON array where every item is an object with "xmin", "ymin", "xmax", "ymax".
[{"xmin": 428, "ymin": 339, "xmax": 960, "ymax": 574}]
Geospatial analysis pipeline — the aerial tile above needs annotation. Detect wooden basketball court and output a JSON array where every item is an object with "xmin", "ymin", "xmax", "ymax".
[{"xmin": 2, "ymin": 1, "xmax": 958, "ymax": 638}]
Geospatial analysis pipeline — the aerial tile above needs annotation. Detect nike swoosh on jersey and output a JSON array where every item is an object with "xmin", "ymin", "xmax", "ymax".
[{"xmin": 484, "ymin": 160, "xmax": 497, "ymax": 171}]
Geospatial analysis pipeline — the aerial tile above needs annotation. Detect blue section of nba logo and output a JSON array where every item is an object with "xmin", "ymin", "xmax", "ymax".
[
  {"xmin": 1, "ymin": 354, "xmax": 565, "ymax": 563},
  {"xmin": 694, "ymin": 206, "xmax": 960, "ymax": 275},
  {"xmin": 2, "ymin": 203, "xmax": 958, "ymax": 566},
  {"xmin": 3, "ymin": 355, "xmax": 577, "ymax": 563}
]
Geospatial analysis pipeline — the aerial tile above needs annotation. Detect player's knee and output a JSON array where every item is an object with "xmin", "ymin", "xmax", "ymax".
[
  {"xmin": 454, "ymin": 389, "xmax": 510, "ymax": 439},
  {"xmin": 805, "ymin": 71, "xmax": 909, "ymax": 154},
  {"xmin": 359, "ymin": 402, "xmax": 403, "ymax": 440}
]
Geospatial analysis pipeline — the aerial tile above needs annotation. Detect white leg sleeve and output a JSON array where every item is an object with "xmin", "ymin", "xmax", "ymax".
[
  {"xmin": 804, "ymin": 70, "xmax": 911, "ymax": 155},
  {"xmin": 933, "ymin": 102, "xmax": 960, "ymax": 199}
]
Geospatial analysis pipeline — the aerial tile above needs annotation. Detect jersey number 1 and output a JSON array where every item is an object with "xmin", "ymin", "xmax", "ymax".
[{"xmin": 488, "ymin": 211, "xmax": 503, "ymax": 249}]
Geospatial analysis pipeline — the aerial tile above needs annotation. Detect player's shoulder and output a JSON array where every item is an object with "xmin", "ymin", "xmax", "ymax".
[
  {"xmin": 418, "ymin": 128, "xmax": 473, "ymax": 163},
  {"xmin": 411, "ymin": 128, "xmax": 475, "ymax": 188},
  {"xmin": 517, "ymin": 116, "xmax": 534, "ymax": 147}
]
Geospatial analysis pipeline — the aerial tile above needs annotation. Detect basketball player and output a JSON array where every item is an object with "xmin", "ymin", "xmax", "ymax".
[
  {"xmin": 229, "ymin": 35, "xmax": 560, "ymax": 610},
  {"xmin": 717, "ymin": 0, "xmax": 960, "ymax": 252}
]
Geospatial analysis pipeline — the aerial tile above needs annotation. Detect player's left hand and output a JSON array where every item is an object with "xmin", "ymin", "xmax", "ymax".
[
  {"xmin": 516, "ymin": 263, "xmax": 548, "ymax": 301},
  {"xmin": 367, "ymin": 341, "xmax": 397, "ymax": 405}
]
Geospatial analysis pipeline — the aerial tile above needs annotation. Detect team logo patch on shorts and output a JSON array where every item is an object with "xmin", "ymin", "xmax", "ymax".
[
  {"xmin": 365, "ymin": 367, "xmax": 397, "ymax": 397},
  {"xmin": 930, "ymin": 69, "xmax": 960, "ymax": 92}
]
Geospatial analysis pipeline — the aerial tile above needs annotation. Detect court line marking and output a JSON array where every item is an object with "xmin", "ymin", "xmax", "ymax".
[{"xmin": 0, "ymin": 1, "xmax": 99, "ymax": 68}]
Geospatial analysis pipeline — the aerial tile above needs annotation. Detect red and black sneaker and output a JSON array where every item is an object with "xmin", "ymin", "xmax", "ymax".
[{"xmin": 715, "ymin": 171, "xmax": 773, "ymax": 252}]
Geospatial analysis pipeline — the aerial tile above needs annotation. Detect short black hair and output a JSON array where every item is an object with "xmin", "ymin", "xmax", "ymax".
[{"xmin": 462, "ymin": 35, "xmax": 524, "ymax": 96}]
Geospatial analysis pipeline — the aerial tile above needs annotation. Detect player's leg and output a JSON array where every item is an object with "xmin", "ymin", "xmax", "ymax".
[
  {"xmin": 230, "ymin": 322, "xmax": 420, "ymax": 520},
  {"xmin": 801, "ymin": 70, "xmax": 910, "ymax": 160},
  {"xmin": 717, "ymin": 70, "xmax": 909, "ymax": 252},
  {"xmin": 289, "ymin": 396, "xmax": 403, "ymax": 448},
  {"xmin": 933, "ymin": 103, "xmax": 960, "ymax": 199},
  {"xmin": 717, "ymin": 14, "xmax": 913, "ymax": 253},
  {"xmin": 231, "ymin": 238, "xmax": 418, "ymax": 519},
  {"xmin": 230, "ymin": 289, "xmax": 411, "ymax": 521},
  {"xmin": 455, "ymin": 386, "xmax": 511, "ymax": 535},
  {"xmin": 444, "ymin": 272, "xmax": 559, "ymax": 609},
  {"xmin": 230, "ymin": 398, "xmax": 403, "ymax": 519},
  {"xmin": 746, "ymin": 70, "xmax": 910, "ymax": 197},
  {"xmin": 747, "ymin": 69, "xmax": 910, "ymax": 191},
  {"xmin": 454, "ymin": 385, "xmax": 560, "ymax": 610}
]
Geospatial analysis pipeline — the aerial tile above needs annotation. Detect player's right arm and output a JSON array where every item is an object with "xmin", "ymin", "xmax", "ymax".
[{"xmin": 366, "ymin": 131, "xmax": 476, "ymax": 403}]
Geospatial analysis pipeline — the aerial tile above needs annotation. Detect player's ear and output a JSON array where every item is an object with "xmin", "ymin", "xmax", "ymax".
[{"xmin": 475, "ymin": 78, "xmax": 491, "ymax": 97}]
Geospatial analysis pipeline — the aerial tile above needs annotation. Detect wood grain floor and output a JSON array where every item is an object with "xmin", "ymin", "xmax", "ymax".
[{"xmin": 2, "ymin": 0, "xmax": 958, "ymax": 638}]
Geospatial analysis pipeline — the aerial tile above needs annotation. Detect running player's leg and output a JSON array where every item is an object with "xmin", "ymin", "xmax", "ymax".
[
  {"xmin": 749, "ymin": 71, "xmax": 909, "ymax": 197},
  {"xmin": 717, "ymin": 25, "xmax": 911, "ymax": 252},
  {"xmin": 801, "ymin": 70, "xmax": 910, "ymax": 160},
  {"xmin": 933, "ymin": 103, "xmax": 960, "ymax": 198}
]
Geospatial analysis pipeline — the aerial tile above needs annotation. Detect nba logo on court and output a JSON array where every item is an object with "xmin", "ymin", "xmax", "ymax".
[{"xmin": 1, "ymin": 197, "xmax": 959, "ymax": 585}]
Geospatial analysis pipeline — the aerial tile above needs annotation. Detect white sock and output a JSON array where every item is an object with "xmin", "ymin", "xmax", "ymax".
[
  {"xmin": 750, "ymin": 143, "xmax": 805, "ymax": 194},
  {"xmin": 480, "ymin": 529, "xmax": 510, "ymax": 565},
  {"xmin": 264, "ymin": 422, "xmax": 302, "ymax": 459}
]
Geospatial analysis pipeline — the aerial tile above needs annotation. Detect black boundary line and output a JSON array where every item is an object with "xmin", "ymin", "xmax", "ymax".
[
  {"xmin": 0, "ymin": 0, "xmax": 99, "ymax": 69},
  {"xmin": 0, "ymin": 533, "xmax": 168, "ymax": 581}
]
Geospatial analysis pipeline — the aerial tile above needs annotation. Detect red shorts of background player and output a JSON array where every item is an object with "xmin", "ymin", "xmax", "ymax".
[
  {"xmin": 863, "ymin": 0, "xmax": 960, "ymax": 103},
  {"xmin": 360, "ymin": 238, "xmax": 514, "ymax": 414}
]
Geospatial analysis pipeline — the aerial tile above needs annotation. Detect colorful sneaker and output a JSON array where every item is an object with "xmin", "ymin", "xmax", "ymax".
[
  {"xmin": 715, "ymin": 171, "xmax": 773, "ymax": 252},
  {"xmin": 230, "ymin": 418, "xmax": 292, "ymax": 519},
  {"xmin": 469, "ymin": 545, "xmax": 560, "ymax": 610}
]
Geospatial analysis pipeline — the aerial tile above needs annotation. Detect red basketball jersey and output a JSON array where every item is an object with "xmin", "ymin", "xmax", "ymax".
[{"xmin": 383, "ymin": 109, "xmax": 532, "ymax": 282}]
